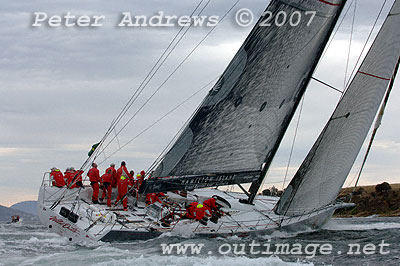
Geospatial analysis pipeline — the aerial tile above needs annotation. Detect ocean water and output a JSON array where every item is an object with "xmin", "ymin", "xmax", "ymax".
[{"xmin": 0, "ymin": 217, "xmax": 399, "ymax": 266}]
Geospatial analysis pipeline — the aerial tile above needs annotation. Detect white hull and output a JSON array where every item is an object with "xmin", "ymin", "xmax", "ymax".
[{"xmin": 38, "ymin": 176, "xmax": 352, "ymax": 242}]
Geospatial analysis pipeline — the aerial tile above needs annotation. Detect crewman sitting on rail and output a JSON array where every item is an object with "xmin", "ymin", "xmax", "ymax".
[
  {"xmin": 183, "ymin": 202, "xmax": 207, "ymax": 223},
  {"xmin": 50, "ymin": 167, "xmax": 65, "ymax": 187},
  {"xmin": 203, "ymin": 197, "xmax": 220, "ymax": 216},
  {"xmin": 63, "ymin": 168, "xmax": 71, "ymax": 184},
  {"xmin": 64, "ymin": 168, "xmax": 74, "ymax": 188},
  {"xmin": 87, "ymin": 163, "xmax": 101, "ymax": 204},
  {"xmin": 100, "ymin": 168, "xmax": 113, "ymax": 207},
  {"xmin": 71, "ymin": 169, "xmax": 84, "ymax": 188},
  {"xmin": 203, "ymin": 197, "xmax": 224, "ymax": 223}
]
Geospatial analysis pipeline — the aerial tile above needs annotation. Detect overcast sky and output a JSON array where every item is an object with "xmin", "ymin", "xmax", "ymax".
[{"xmin": 1, "ymin": 0, "xmax": 399, "ymax": 207}]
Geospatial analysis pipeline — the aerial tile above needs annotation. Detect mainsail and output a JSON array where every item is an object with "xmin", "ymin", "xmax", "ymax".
[
  {"xmin": 141, "ymin": 0, "xmax": 347, "ymax": 194},
  {"xmin": 275, "ymin": 0, "xmax": 400, "ymax": 216}
]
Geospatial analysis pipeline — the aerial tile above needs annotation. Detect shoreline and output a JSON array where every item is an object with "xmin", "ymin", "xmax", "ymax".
[{"xmin": 334, "ymin": 183, "xmax": 400, "ymax": 218}]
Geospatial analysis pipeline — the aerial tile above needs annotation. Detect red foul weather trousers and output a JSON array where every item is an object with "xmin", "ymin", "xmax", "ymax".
[
  {"xmin": 91, "ymin": 182, "xmax": 99, "ymax": 202},
  {"xmin": 101, "ymin": 182, "xmax": 112, "ymax": 207}
]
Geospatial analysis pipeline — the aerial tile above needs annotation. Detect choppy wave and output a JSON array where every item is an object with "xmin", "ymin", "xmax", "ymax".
[
  {"xmin": 323, "ymin": 219, "xmax": 400, "ymax": 231},
  {"xmin": 18, "ymin": 252, "xmax": 312, "ymax": 266},
  {"xmin": 1, "ymin": 218, "xmax": 400, "ymax": 266}
]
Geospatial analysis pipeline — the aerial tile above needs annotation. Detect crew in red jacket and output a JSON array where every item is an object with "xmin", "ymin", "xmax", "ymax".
[
  {"xmin": 87, "ymin": 163, "xmax": 101, "ymax": 204},
  {"xmin": 64, "ymin": 168, "xmax": 73, "ymax": 187},
  {"xmin": 107, "ymin": 163, "xmax": 118, "ymax": 188},
  {"xmin": 203, "ymin": 197, "xmax": 218, "ymax": 216},
  {"xmin": 184, "ymin": 202, "xmax": 206, "ymax": 221},
  {"xmin": 137, "ymin": 171, "xmax": 145, "ymax": 189},
  {"xmin": 50, "ymin": 168, "xmax": 65, "ymax": 187},
  {"xmin": 100, "ymin": 168, "xmax": 113, "ymax": 207},
  {"xmin": 115, "ymin": 161, "xmax": 133, "ymax": 211},
  {"xmin": 71, "ymin": 169, "xmax": 84, "ymax": 188},
  {"xmin": 145, "ymin": 193, "xmax": 161, "ymax": 205}
]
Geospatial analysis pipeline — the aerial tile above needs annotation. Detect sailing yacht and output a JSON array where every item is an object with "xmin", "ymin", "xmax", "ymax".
[{"xmin": 38, "ymin": 0, "xmax": 400, "ymax": 242}]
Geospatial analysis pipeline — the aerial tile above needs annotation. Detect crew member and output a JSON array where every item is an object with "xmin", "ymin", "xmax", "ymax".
[
  {"xmin": 72, "ymin": 169, "xmax": 84, "ymax": 188},
  {"xmin": 106, "ymin": 163, "xmax": 117, "ymax": 188},
  {"xmin": 137, "ymin": 171, "xmax": 145, "ymax": 189},
  {"xmin": 130, "ymin": 170, "xmax": 135, "ymax": 187},
  {"xmin": 100, "ymin": 168, "xmax": 113, "ymax": 207},
  {"xmin": 50, "ymin": 167, "xmax": 65, "ymax": 187},
  {"xmin": 63, "ymin": 168, "xmax": 71, "ymax": 184},
  {"xmin": 184, "ymin": 202, "xmax": 206, "ymax": 221},
  {"xmin": 87, "ymin": 163, "xmax": 101, "ymax": 204},
  {"xmin": 203, "ymin": 197, "xmax": 219, "ymax": 216},
  {"xmin": 115, "ymin": 161, "xmax": 132, "ymax": 211},
  {"xmin": 145, "ymin": 193, "xmax": 162, "ymax": 205}
]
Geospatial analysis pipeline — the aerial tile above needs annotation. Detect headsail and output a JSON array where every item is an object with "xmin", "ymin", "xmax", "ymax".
[
  {"xmin": 275, "ymin": 0, "xmax": 400, "ymax": 216},
  {"xmin": 142, "ymin": 0, "xmax": 347, "ymax": 194}
]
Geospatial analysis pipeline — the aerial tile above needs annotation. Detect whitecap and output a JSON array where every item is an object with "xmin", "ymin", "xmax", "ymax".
[{"xmin": 323, "ymin": 220, "xmax": 400, "ymax": 231}]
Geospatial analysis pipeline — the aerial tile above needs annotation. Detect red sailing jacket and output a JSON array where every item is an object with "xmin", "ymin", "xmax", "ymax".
[
  {"xmin": 67, "ymin": 170, "xmax": 83, "ymax": 188},
  {"xmin": 186, "ymin": 202, "xmax": 197, "ymax": 219},
  {"xmin": 106, "ymin": 166, "xmax": 117, "ymax": 186},
  {"xmin": 146, "ymin": 193, "xmax": 162, "ymax": 205},
  {"xmin": 117, "ymin": 166, "xmax": 132, "ymax": 180},
  {"xmin": 203, "ymin": 198, "xmax": 217, "ymax": 214},
  {"xmin": 117, "ymin": 175, "xmax": 132, "ymax": 194},
  {"xmin": 87, "ymin": 167, "xmax": 100, "ymax": 183},
  {"xmin": 64, "ymin": 171, "xmax": 73, "ymax": 185},
  {"xmin": 51, "ymin": 169, "xmax": 65, "ymax": 187},
  {"xmin": 101, "ymin": 171, "xmax": 112, "ymax": 183}
]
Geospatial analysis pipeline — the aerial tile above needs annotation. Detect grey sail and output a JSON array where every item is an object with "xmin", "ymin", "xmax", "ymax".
[
  {"xmin": 275, "ymin": 0, "xmax": 400, "ymax": 216},
  {"xmin": 142, "ymin": 0, "xmax": 347, "ymax": 194}
]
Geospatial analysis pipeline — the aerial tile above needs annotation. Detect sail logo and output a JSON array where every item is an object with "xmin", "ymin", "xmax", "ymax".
[
  {"xmin": 179, "ymin": 173, "xmax": 257, "ymax": 186},
  {"xmin": 49, "ymin": 216, "xmax": 80, "ymax": 234}
]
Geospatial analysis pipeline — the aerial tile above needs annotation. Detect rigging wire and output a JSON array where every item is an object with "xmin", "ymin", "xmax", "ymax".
[
  {"xmin": 98, "ymin": 76, "xmax": 220, "ymax": 165},
  {"xmin": 321, "ymin": 0, "xmax": 355, "ymax": 59},
  {"xmin": 281, "ymin": 95, "xmax": 305, "ymax": 190},
  {"xmin": 344, "ymin": 0, "xmax": 388, "ymax": 91},
  {"xmin": 344, "ymin": 0, "xmax": 357, "ymax": 90},
  {"xmin": 311, "ymin": 77, "xmax": 344, "ymax": 94}
]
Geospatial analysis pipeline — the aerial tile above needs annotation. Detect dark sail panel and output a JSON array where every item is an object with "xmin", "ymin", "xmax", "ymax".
[
  {"xmin": 139, "ymin": 171, "xmax": 260, "ymax": 194},
  {"xmin": 275, "ymin": 0, "xmax": 400, "ymax": 216},
  {"xmin": 154, "ymin": 0, "xmax": 346, "ymax": 180}
]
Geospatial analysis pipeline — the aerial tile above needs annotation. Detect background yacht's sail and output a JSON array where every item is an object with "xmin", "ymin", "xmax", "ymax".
[
  {"xmin": 143, "ymin": 0, "xmax": 346, "ymax": 193},
  {"xmin": 275, "ymin": 0, "xmax": 400, "ymax": 216}
]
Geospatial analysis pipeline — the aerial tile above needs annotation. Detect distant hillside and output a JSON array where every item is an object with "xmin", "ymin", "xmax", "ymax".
[
  {"xmin": 335, "ymin": 183, "xmax": 400, "ymax": 217},
  {"xmin": 0, "ymin": 205, "xmax": 38, "ymax": 222},
  {"xmin": 10, "ymin": 201, "xmax": 37, "ymax": 216}
]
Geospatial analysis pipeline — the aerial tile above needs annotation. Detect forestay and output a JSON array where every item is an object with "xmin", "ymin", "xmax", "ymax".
[
  {"xmin": 144, "ymin": 0, "xmax": 346, "ymax": 193},
  {"xmin": 275, "ymin": 0, "xmax": 400, "ymax": 216}
]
